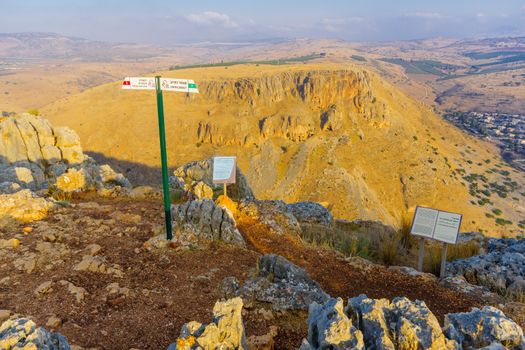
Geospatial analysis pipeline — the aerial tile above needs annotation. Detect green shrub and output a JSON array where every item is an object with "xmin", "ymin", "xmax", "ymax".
[
  {"xmin": 378, "ymin": 233, "xmax": 399, "ymax": 266},
  {"xmin": 398, "ymin": 215, "xmax": 413, "ymax": 250},
  {"xmin": 27, "ymin": 108, "xmax": 39, "ymax": 116},
  {"xmin": 170, "ymin": 189, "xmax": 186, "ymax": 203}
]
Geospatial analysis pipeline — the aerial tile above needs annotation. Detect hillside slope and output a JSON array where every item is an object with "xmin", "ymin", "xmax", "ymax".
[{"xmin": 41, "ymin": 63, "xmax": 525, "ymax": 236}]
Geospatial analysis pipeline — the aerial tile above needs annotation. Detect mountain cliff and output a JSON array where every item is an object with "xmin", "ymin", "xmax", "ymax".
[{"xmin": 40, "ymin": 63, "xmax": 525, "ymax": 235}]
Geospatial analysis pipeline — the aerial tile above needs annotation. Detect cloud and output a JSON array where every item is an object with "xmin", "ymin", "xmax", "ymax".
[
  {"xmin": 319, "ymin": 17, "xmax": 364, "ymax": 32},
  {"xmin": 185, "ymin": 11, "xmax": 238, "ymax": 28},
  {"xmin": 404, "ymin": 12, "xmax": 447, "ymax": 19}
]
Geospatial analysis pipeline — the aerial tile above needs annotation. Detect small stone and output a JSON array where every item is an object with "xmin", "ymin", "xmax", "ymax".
[
  {"xmin": 0, "ymin": 309, "xmax": 12, "ymax": 323},
  {"xmin": 247, "ymin": 326, "xmax": 278, "ymax": 350},
  {"xmin": 46, "ymin": 315, "xmax": 62, "ymax": 329},
  {"xmin": 85, "ymin": 243, "xmax": 102, "ymax": 256},
  {"xmin": 42, "ymin": 232, "xmax": 57, "ymax": 242},
  {"xmin": 35, "ymin": 281, "xmax": 54, "ymax": 297}
]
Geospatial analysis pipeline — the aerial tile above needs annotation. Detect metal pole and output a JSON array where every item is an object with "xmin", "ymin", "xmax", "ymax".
[
  {"xmin": 223, "ymin": 183, "xmax": 227, "ymax": 197},
  {"xmin": 417, "ymin": 238, "xmax": 425, "ymax": 272},
  {"xmin": 155, "ymin": 76, "xmax": 173, "ymax": 240},
  {"xmin": 440, "ymin": 242, "xmax": 448, "ymax": 278}
]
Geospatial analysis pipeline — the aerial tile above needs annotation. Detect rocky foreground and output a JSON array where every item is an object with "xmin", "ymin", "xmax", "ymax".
[{"xmin": 1, "ymin": 196, "xmax": 524, "ymax": 349}]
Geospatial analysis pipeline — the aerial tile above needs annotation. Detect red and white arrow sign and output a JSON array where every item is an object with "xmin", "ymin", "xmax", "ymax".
[{"xmin": 122, "ymin": 77, "xmax": 156, "ymax": 90}]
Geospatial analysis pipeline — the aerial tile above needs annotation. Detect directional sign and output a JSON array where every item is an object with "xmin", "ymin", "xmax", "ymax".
[
  {"xmin": 160, "ymin": 78, "xmax": 199, "ymax": 93},
  {"xmin": 411, "ymin": 206, "xmax": 462, "ymax": 244},
  {"xmin": 122, "ymin": 77, "xmax": 156, "ymax": 90},
  {"xmin": 122, "ymin": 77, "xmax": 199, "ymax": 93},
  {"xmin": 213, "ymin": 157, "xmax": 237, "ymax": 184},
  {"xmin": 121, "ymin": 75, "xmax": 199, "ymax": 240}
]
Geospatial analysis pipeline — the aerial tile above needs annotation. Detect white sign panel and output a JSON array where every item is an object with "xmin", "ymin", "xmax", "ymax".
[
  {"xmin": 411, "ymin": 206, "xmax": 462, "ymax": 244},
  {"xmin": 411, "ymin": 207, "xmax": 438, "ymax": 239},
  {"xmin": 213, "ymin": 157, "xmax": 236, "ymax": 184},
  {"xmin": 160, "ymin": 78, "xmax": 199, "ymax": 94},
  {"xmin": 122, "ymin": 77, "xmax": 156, "ymax": 90},
  {"xmin": 433, "ymin": 211, "xmax": 462, "ymax": 244}
]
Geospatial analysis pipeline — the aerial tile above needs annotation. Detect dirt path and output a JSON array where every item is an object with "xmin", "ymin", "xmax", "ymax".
[{"xmin": 237, "ymin": 215, "xmax": 481, "ymax": 324}]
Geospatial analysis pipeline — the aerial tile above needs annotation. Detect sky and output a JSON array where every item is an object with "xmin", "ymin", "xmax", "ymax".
[{"xmin": 1, "ymin": 0, "xmax": 525, "ymax": 44}]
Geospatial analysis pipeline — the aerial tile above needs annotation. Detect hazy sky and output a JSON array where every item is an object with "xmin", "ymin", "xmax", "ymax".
[{"xmin": 2, "ymin": 0, "xmax": 525, "ymax": 44}]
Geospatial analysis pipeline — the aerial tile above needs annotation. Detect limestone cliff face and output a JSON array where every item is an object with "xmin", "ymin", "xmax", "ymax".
[
  {"xmin": 200, "ymin": 70, "xmax": 374, "ymax": 110},
  {"xmin": 189, "ymin": 70, "xmax": 387, "ymax": 146}
]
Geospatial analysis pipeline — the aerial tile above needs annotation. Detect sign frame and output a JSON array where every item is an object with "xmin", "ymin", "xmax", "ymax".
[
  {"xmin": 410, "ymin": 205, "xmax": 463, "ymax": 278},
  {"xmin": 410, "ymin": 206, "xmax": 462, "ymax": 244}
]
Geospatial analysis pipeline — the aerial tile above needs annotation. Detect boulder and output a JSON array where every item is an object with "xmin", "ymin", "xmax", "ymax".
[
  {"xmin": 171, "ymin": 199, "xmax": 245, "ymax": 248},
  {"xmin": 0, "ymin": 114, "xmax": 131, "ymax": 199},
  {"xmin": 346, "ymin": 295, "xmax": 395, "ymax": 350},
  {"xmin": 0, "ymin": 317, "xmax": 71, "ymax": 349},
  {"xmin": 390, "ymin": 297, "xmax": 455, "ymax": 350},
  {"xmin": 388, "ymin": 266, "xmax": 437, "ymax": 283},
  {"xmin": 238, "ymin": 200, "xmax": 302, "ymax": 236},
  {"xmin": 0, "ymin": 189, "xmax": 55, "ymax": 223},
  {"xmin": 439, "ymin": 276, "xmax": 505, "ymax": 304},
  {"xmin": 286, "ymin": 202, "xmax": 333, "ymax": 227},
  {"xmin": 241, "ymin": 254, "xmax": 329, "ymax": 311},
  {"xmin": 167, "ymin": 297, "xmax": 248, "ymax": 350},
  {"xmin": 301, "ymin": 298, "xmax": 365, "ymax": 350},
  {"xmin": 346, "ymin": 294, "xmax": 456, "ymax": 350},
  {"xmin": 444, "ymin": 306, "xmax": 525, "ymax": 349}
]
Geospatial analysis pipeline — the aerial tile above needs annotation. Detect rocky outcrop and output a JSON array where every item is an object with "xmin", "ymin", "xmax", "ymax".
[
  {"xmin": 0, "ymin": 114, "xmax": 131, "ymax": 197},
  {"xmin": 238, "ymin": 200, "xmax": 302, "ymax": 235},
  {"xmin": 439, "ymin": 276, "xmax": 505, "ymax": 304},
  {"xmin": 286, "ymin": 202, "xmax": 333, "ymax": 227},
  {"xmin": 347, "ymin": 295, "xmax": 456, "ymax": 350},
  {"xmin": 320, "ymin": 105, "xmax": 343, "ymax": 132},
  {"xmin": 0, "ymin": 189, "xmax": 55, "ymax": 223},
  {"xmin": 259, "ymin": 114, "xmax": 315, "ymax": 142},
  {"xmin": 241, "ymin": 254, "xmax": 329, "ymax": 311},
  {"xmin": 0, "ymin": 317, "xmax": 71, "ymax": 349},
  {"xmin": 171, "ymin": 158, "xmax": 254, "ymax": 201},
  {"xmin": 444, "ymin": 306, "xmax": 525, "ymax": 349},
  {"xmin": 170, "ymin": 199, "xmax": 245, "ymax": 248},
  {"xmin": 167, "ymin": 297, "xmax": 247, "ymax": 350},
  {"xmin": 301, "ymin": 295, "xmax": 524, "ymax": 350},
  {"xmin": 300, "ymin": 298, "xmax": 364, "ymax": 350},
  {"xmin": 201, "ymin": 70, "xmax": 375, "ymax": 112},
  {"xmin": 446, "ymin": 238, "xmax": 525, "ymax": 298}
]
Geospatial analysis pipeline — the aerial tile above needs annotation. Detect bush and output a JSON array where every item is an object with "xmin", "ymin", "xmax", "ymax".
[
  {"xmin": 378, "ymin": 233, "xmax": 399, "ymax": 266},
  {"xmin": 424, "ymin": 240, "xmax": 480, "ymax": 276},
  {"xmin": 27, "ymin": 108, "xmax": 39, "ymax": 116},
  {"xmin": 398, "ymin": 215, "xmax": 413, "ymax": 250},
  {"xmin": 300, "ymin": 225, "xmax": 370, "ymax": 259},
  {"xmin": 170, "ymin": 189, "xmax": 186, "ymax": 203}
]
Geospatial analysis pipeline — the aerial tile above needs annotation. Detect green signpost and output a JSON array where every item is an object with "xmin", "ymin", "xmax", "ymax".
[{"xmin": 122, "ymin": 76, "xmax": 199, "ymax": 240}]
